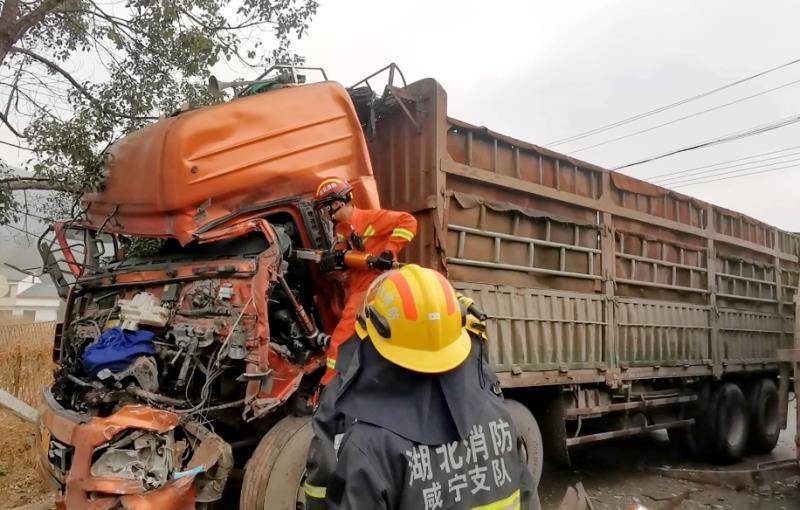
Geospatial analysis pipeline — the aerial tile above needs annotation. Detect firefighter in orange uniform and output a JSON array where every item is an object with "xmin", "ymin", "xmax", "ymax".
[{"xmin": 313, "ymin": 177, "xmax": 417, "ymax": 385}]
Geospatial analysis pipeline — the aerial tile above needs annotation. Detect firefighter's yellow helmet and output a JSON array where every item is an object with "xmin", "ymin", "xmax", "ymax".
[{"xmin": 355, "ymin": 264, "xmax": 471, "ymax": 373}]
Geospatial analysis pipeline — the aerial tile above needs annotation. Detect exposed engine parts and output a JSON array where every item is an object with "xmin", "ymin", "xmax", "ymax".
[
  {"xmin": 53, "ymin": 221, "xmax": 327, "ymax": 421},
  {"xmin": 42, "ymin": 213, "xmax": 331, "ymax": 506},
  {"xmin": 90, "ymin": 430, "xmax": 176, "ymax": 490},
  {"xmin": 97, "ymin": 356, "xmax": 159, "ymax": 392},
  {"xmin": 118, "ymin": 292, "xmax": 170, "ymax": 330}
]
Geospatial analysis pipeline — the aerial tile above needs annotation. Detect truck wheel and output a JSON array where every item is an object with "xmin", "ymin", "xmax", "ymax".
[
  {"xmin": 747, "ymin": 378, "xmax": 781, "ymax": 454},
  {"xmin": 705, "ymin": 383, "xmax": 749, "ymax": 464},
  {"xmin": 504, "ymin": 399, "xmax": 543, "ymax": 484},
  {"xmin": 240, "ymin": 415, "xmax": 313, "ymax": 510}
]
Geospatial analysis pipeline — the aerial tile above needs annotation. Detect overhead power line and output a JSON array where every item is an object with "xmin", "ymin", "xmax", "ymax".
[
  {"xmin": 1, "ymin": 222, "xmax": 40, "ymax": 238},
  {"xmin": 545, "ymin": 55, "xmax": 800, "ymax": 148},
  {"xmin": 568, "ymin": 76, "xmax": 800, "ymax": 155},
  {"xmin": 644, "ymin": 145, "xmax": 800, "ymax": 180},
  {"xmin": 672, "ymin": 161, "xmax": 800, "ymax": 188},
  {"xmin": 614, "ymin": 113, "xmax": 800, "ymax": 170},
  {"xmin": 660, "ymin": 155, "xmax": 800, "ymax": 186},
  {"xmin": 654, "ymin": 151, "xmax": 800, "ymax": 184},
  {"xmin": 7, "ymin": 205, "xmax": 51, "ymax": 222}
]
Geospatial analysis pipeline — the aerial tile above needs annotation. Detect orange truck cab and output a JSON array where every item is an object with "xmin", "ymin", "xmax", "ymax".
[{"xmin": 35, "ymin": 73, "xmax": 381, "ymax": 509}]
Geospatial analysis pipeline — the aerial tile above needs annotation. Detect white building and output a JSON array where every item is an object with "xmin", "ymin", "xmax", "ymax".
[{"xmin": 0, "ymin": 270, "xmax": 63, "ymax": 322}]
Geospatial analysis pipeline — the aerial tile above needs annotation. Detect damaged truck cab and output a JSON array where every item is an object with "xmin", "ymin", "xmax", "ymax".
[{"xmin": 35, "ymin": 78, "xmax": 379, "ymax": 509}]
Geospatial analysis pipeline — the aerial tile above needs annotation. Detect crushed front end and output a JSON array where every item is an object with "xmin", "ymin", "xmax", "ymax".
[
  {"xmin": 37, "ymin": 396, "xmax": 230, "ymax": 510},
  {"xmin": 35, "ymin": 208, "xmax": 337, "ymax": 508}
]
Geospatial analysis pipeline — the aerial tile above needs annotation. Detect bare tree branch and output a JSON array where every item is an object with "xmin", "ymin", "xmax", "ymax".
[
  {"xmin": 0, "ymin": 78, "xmax": 63, "ymax": 120},
  {"xmin": 0, "ymin": 108, "xmax": 25, "ymax": 137},
  {"xmin": 1, "ymin": 176, "xmax": 69, "ymax": 191},
  {"xmin": 3, "ymin": 67, "xmax": 20, "ymax": 117},
  {"xmin": 9, "ymin": 46, "xmax": 157, "ymax": 120}
]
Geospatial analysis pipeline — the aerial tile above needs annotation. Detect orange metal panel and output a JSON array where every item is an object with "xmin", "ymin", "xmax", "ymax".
[{"xmin": 85, "ymin": 82, "xmax": 378, "ymax": 244}]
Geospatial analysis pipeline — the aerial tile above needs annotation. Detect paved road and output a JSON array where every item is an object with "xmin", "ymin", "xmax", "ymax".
[{"xmin": 539, "ymin": 401, "xmax": 800, "ymax": 509}]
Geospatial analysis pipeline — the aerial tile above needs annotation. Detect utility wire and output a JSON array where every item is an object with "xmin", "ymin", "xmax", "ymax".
[
  {"xmin": 1, "ymin": 222, "xmax": 41, "ymax": 238},
  {"xmin": 568, "ymin": 76, "xmax": 800, "ymax": 155},
  {"xmin": 7, "ymin": 204, "xmax": 51, "ymax": 222},
  {"xmin": 545, "ymin": 55, "xmax": 800, "ymax": 148},
  {"xmin": 673, "ymin": 161, "xmax": 800, "ymax": 188},
  {"xmin": 645, "ymin": 145, "xmax": 800, "ymax": 180},
  {"xmin": 661, "ymin": 155, "xmax": 800, "ymax": 186},
  {"xmin": 614, "ymin": 113, "xmax": 800, "ymax": 170},
  {"xmin": 0, "ymin": 139, "xmax": 33, "ymax": 150},
  {"xmin": 655, "ymin": 152, "xmax": 800, "ymax": 184}
]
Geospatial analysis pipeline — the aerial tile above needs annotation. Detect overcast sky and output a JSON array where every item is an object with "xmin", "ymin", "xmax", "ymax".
[
  {"xmin": 3, "ymin": 0, "xmax": 800, "ymax": 237},
  {"xmin": 288, "ymin": 0, "xmax": 800, "ymax": 230}
]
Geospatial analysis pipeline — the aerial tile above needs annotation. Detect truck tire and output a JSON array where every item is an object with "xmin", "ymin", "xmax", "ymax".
[
  {"xmin": 504, "ymin": 399, "xmax": 543, "ymax": 484},
  {"xmin": 704, "ymin": 383, "xmax": 749, "ymax": 464},
  {"xmin": 747, "ymin": 378, "xmax": 781, "ymax": 454},
  {"xmin": 240, "ymin": 415, "xmax": 313, "ymax": 510}
]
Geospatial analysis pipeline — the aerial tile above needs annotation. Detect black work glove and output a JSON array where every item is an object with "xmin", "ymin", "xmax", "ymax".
[
  {"xmin": 319, "ymin": 250, "xmax": 345, "ymax": 273},
  {"xmin": 368, "ymin": 250, "xmax": 395, "ymax": 271}
]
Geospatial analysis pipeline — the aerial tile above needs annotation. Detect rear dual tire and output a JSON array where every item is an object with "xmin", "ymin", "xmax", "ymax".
[
  {"xmin": 670, "ymin": 383, "xmax": 748, "ymax": 464},
  {"xmin": 746, "ymin": 378, "xmax": 781, "ymax": 454},
  {"xmin": 670, "ymin": 378, "xmax": 780, "ymax": 464},
  {"xmin": 705, "ymin": 382, "xmax": 749, "ymax": 464}
]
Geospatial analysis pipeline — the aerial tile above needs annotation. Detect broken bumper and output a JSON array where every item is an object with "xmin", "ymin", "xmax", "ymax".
[{"xmin": 35, "ymin": 390, "xmax": 232, "ymax": 510}]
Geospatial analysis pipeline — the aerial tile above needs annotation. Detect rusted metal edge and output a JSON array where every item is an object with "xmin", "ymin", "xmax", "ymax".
[
  {"xmin": 652, "ymin": 459, "xmax": 800, "ymax": 491},
  {"xmin": 565, "ymin": 418, "xmax": 693, "ymax": 446},
  {"xmin": 777, "ymin": 348, "xmax": 800, "ymax": 362},
  {"xmin": 447, "ymin": 117, "xmax": 609, "ymax": 177},
  {"xmin": 443, "ymin": 118, "xmax": 797, "ymax": 255},
  {"xmin": 565, "ymin": 395, "xmax": 697, "ymax": 417},
  {"xmin": 443, "ymin": 160, "xmax": 798, "ymax": 262},
  {"xmin": 498, "ymin": 369, "xmax": 606, "ymax": 388}
]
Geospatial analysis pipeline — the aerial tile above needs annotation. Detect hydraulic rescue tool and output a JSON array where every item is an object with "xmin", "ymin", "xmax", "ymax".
[{"xmin": 293, "ymin": 248, "xmax": 403, "ymax": 270}]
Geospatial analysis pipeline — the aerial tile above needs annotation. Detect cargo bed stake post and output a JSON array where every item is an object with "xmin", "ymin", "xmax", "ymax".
[
  {"xmin": 598, "ymin": 172, "xmax": 618, "ymax": 382},
  {"xmin": 774, "ymin": 226, "xmax": 790, "ymax": 430},
  {"xmin": 778, "ymin": 281, "xmax": 800, "ymax": 461},
  {"xmin": 705, "ymin": 204, "xmax": 722, "ymax": 378}
]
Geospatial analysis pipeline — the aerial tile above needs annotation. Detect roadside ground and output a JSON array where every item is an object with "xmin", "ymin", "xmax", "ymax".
[
  {"xmin": 3, "ymin": 401, "xmax": 799, "ymax": 509},
  {"xmin": 539, "ymin": 400, "xmax": 800, "ymax": 509}
]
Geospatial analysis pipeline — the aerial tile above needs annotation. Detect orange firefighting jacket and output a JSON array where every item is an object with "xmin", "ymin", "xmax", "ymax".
[{"xmin": 333, "ymin": 207, "xmax": 417, "ymax": 295}]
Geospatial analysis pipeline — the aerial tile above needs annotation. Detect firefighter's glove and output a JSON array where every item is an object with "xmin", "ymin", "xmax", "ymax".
[
  {"xmin": 319, "ymin": 249, "xmax": 345, "ymax": 273},
  {"xmin": 369, "ymin": 250, "xmax": 395, "ymax": 271}
]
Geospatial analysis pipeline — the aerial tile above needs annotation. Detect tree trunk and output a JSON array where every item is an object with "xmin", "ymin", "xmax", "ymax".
[{"xmin": 0, "ymin": 0, "xmax": 21, "ymax": 66}]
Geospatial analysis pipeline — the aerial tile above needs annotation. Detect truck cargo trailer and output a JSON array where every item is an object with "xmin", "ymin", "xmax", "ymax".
[{"xmin": 353, "ymin": 66, "xmax": 798, "ymax": 470}]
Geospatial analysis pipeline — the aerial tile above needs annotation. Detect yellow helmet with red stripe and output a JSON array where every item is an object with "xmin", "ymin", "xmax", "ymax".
[{"xmin": 356, "ymin": 264, "xmax": 471, "ymax": 373}]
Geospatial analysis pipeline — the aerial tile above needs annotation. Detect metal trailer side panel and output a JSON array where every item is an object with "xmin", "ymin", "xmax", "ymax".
[{"xmin": 366, "ymin": 78, "xmax": 798, "ymax": 385}]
